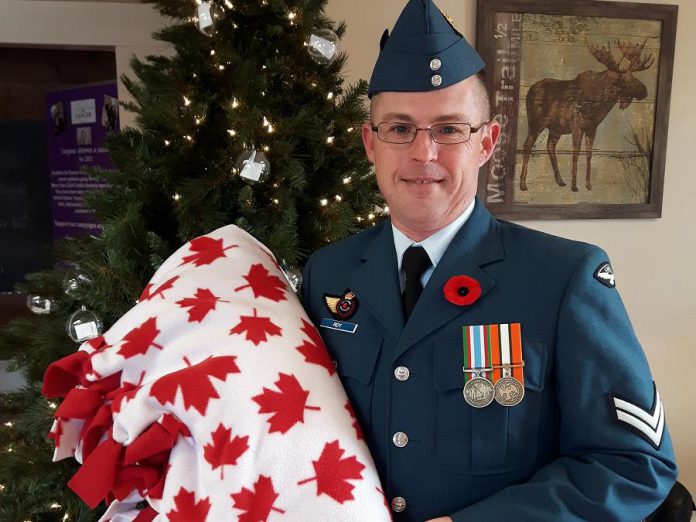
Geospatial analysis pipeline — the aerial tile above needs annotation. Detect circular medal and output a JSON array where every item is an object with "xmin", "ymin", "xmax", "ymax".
[
  {"xmin": 494, "ymin": 376, "xmax": 525, "ymax": 406},
  {"xmin": 463, "ymin": 377, "xmax": 495, "ymax": 408}
]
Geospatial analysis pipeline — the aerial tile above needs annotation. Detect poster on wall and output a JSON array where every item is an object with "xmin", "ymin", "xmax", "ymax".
[{"xmin": 46, "ymin": 82, "xmax": 119, "ymax": 240}]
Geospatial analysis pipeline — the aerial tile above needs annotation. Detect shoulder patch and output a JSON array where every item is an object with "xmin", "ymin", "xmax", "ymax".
[
  {"xmin": 594, "ymin": 262, "xmax": 615, "ymax": 288},
  {"xmin": 611, "ymin": 383, "xmax": 665, "ymax": 449}
]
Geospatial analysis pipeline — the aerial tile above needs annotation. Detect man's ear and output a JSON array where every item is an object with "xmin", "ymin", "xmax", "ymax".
[
  {"xmin": 362, "ymin": 121, "xmax": 376, "ymax": 164},
  {"xmin": 478, "ymin": 119, "xmax": 501, "ymax": 167}
]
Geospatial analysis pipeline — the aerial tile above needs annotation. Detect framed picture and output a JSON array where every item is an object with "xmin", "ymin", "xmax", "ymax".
[{"xmin": 476, "ymin": 0, "xmax": 677, "ymax": 219}]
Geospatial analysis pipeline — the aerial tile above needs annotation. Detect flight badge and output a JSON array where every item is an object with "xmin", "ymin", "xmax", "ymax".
[
  {"xmin": 594, "ymin": 262, "xmax": 616, "ymax": 288},
  {"xmin": 324, "ymin": 289, "xmax": 359, "ymax": 320}
]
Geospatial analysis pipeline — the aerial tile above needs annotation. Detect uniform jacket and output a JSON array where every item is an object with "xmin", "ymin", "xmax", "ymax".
[{"xmin": 301, "ymin": 200, "xmax": 677, "ymax": 521}]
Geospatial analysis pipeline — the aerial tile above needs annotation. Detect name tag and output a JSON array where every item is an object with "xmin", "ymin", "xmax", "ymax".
[{"xmin": 320, "ymin": 318, "xmax": 358, "ymax": 334}]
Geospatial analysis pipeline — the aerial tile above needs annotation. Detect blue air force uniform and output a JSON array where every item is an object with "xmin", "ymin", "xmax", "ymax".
[
  {"xmin": 301, "ymin": 0, "xmax": 677, "ymax": 519},
  {"xmin": 302, "ymin": 201, "xmax": 677, "ymax": 520}
]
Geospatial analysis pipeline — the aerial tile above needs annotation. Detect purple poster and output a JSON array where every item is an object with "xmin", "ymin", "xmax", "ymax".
[{"xmin": 46, "ymin": 83, "xmax": 119, "ymax": 240}]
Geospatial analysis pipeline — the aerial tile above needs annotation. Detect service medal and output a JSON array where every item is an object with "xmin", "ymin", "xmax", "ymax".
[
  {"xmin": 494, "ymin": 375, "xmax": 524, "ymax": 406},
  {"xmin": 463, "ymin": 375, "xmax": 495, "ymax": 408}
]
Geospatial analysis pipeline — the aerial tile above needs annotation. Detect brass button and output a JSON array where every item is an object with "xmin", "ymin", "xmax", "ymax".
[
  {"xmin": 391, "ymin": 496, "xmax": 406, "ymax": 512},
  {"xmin": 430, "ymin": 58, "xmax": 442, "ymax": 71},
  {"xmin": 394, "ymin": 366, "xmax": 410, "ymax": 381},
  {"xmin": 392, "ymin": 431, "xmax": 409, "ymax": 448},
  {"xmin": 431, "ymin": 74, "xmax": 443, "ymax": 87}
]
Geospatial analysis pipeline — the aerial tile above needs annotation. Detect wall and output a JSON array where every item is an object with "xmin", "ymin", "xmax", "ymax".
[
  {"xmin": 0, "ymin": 0, "xmax": 169, "ymax": 128},
  {"xmin": 326, "ymin": 0, "xmax": 695, "ymax": 493}
]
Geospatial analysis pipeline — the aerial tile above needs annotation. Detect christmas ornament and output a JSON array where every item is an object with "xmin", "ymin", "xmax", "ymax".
[
  {"xmin": 62, "ymin": 268, "xmax": 92, "ymax": 297},
  {"xmin": 197, "ymin": 1, "xmax": 224, "ymax": 37},
  {"xmin": 66, "ymin": 305, "xmax": 103, "ymax": 342},
  {"xmin": 234, "ymin": 148, "xmax": 270, "ymax": 183},
  {"xmin": 280, "ymin": 261, "xmax": 302, "ymax": 293},
  {"xmin": 27, "ymin": 294, "xmax": 52, "ymax": 315},
  {"xmin": 307, "ymin": 29, "xmax": 340, "ymax": 65}
]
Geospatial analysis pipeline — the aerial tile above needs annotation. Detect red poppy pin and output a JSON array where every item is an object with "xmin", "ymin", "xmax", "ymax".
[{"xmin": 444, "ymin": 275, "xmax": 482, "ymax": 306}]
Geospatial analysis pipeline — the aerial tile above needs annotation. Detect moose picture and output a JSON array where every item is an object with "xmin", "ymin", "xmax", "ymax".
[
  {"xmin": 477, "ymin": 0, "xmax": 675, "ymax": 218},
  {"xmin": 512, "ymin": 14, "xmax": 662, "ymax": 206}
]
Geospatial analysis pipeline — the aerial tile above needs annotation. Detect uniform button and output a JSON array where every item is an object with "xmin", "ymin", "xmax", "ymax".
[
  {"xmin": 431, "ymin": 74, "xmax": 443, "ymax": 87},
  {"xmin": 430, "ymin": 58, "xmax": 442, "ymax": 71},
  {"xmin": 392, "ymin": 431, "xmax": 409, "ymax": 447},
  {"xmin": 394, "ymin": 366, "xmax": 410, "ymax": 381},
  {"xmin": 391, "ymin": 496, "xmax": 406, "ymax": 512}
]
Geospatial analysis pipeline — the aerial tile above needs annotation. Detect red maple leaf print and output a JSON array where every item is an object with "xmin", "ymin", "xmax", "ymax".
[
  {"xmin": 149, "ymin": 356, "xmax": 240, "ymax": 415},
  {"xmin": 180, "ymin": 236, "xmax": 238, "ymax": 267},
  {"xmin": 297, "ymin": 440, "xmax": 365, "ymax": 504},
  {"xmin": 176, "ymin": 288, "xmax": 226, "ymax": 323},
  {"xmin": 141, "ymin": 275, "xmax": 179, "ymax": 301},
  {"xmin": 231, "ymin": 475, "xmax": 285, "ymax": 522},
  {"xmin": 263, "ymin": 250, "xmax": 281, "ymax": 271},
  {"xmin": 235, "ymin": 264, "xmax": 287, "ymax": 302},
  {"xmin": 117, "ymin": 317, "xmax": 164, "ymax": 359},
  {"xmin": 230, "ymin": 309, "xmax": 282, "ymax": 346},
  {"xmin": 344, "ymin": 401, "xmax": 364, "ymax": 440},
  {"xmin": 166, "ymin": 487, "xmax": 211, "ymax": 522},
  {"xmin": 296, "ymin": 319, "xmax": 335, "ymax": 375},
  {"xmin": 203, "ymin": 423, "xmax": 250, "ymax": 480},
  {"xmin": 252, "ymin": 373, "xmax": 320, "ymax": 434},
  {"xmin": 139, "ymin": 283, "xmax": 153, "ymax": 301}
]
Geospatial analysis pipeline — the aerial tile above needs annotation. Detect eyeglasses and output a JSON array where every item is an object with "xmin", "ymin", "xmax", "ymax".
[{"xmin": 371, "ymin": 122, "xmax": 487, "ymax": 144}]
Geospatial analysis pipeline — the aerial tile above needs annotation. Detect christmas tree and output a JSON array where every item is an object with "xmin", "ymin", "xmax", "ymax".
[{"xmin": 0, "ymin": 0, "xmax": 380, "ymax": 519}]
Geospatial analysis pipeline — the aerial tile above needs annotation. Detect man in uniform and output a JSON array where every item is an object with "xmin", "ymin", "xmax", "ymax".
[{"xmin": 301, "ymin": 0, "xmax": 678, "ymax": 520}]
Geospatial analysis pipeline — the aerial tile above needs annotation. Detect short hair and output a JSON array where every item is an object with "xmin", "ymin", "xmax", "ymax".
[{"xmin": 369, "ymin": 70, "xmax": 492, "ymax": 123}]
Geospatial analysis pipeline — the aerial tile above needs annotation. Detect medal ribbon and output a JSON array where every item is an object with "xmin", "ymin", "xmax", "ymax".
[
  {"xmin": 495, "ymin": 323, "xmax": 524, "ymax": 386},
  {"xmin": 462, "ymin": 325, "xmax": 492, "ymax": 382}
]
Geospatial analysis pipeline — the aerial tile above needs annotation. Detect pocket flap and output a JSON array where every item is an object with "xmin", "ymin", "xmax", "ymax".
[
  {"xmin": 328, "ymin": 332, "xmax": 383, "ymax": 386},
  {"xmin": 435, "ymin": 337, "xmax": 547, "ymax": 392}
]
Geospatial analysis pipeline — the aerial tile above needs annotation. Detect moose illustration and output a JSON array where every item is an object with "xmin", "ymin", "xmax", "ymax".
[{"xmin": 519, "ymin": 38, "xmax": 654, "ymax": 192}]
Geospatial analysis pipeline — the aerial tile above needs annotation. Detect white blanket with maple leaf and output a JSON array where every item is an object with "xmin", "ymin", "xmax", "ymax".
[{"xmin": 42, "ymin": 225, "xmax": 391, "ymax": 522}]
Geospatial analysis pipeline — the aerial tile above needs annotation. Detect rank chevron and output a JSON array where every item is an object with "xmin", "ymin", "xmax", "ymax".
[{"xmin": 612, "ymin": 384, "xmax": 665, "ymax": 449}]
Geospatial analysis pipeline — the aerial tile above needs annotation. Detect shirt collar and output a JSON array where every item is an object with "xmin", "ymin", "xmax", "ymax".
[{"xmin": 393, "ymin": 199, "xmax": 476, "ymax": 271}]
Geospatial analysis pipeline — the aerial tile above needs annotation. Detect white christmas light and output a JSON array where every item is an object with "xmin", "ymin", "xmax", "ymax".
[
  {"xmin": 267, "ymin": 125, "xmax": 275, "ymax": 134},
  {"xmin": 194, "ymin": 117, "xmax": 202, "ymax": 125},
  {"xmin": 164, "ymin": 139, "xmax": 171, "ymax": 146},
  {"xmin": 183, "ymin": 96, "xmax": 192, "ymax": 106},
  {"xmin": 357, "ymin": 216, "xmax": 363, "ymax": 222},
  {"xmin": 173, "ymin": 193, "xmax": 182, "ymax": 201},
  {"xmin": 262, "ymin": 116, "xmax": 270, "ymax": 127},
  {"xmin": 343, "ymin": 176, "xmax": 352, "ymax": 184},
  {"xmin": 334, "ymin": 195, "xmax": 342, "ymax": 202},
  {"xmin": 288, "ymin": 11, "xmax": 297, "ymax": 20},
  {"xmin": 327, "ymin": 92, "xmax": 334, "ymax": 100},
  {"xmin": 224, "ymin": 0, "xmax": 233, "ymax": 8},
  {"xmin": 263, "ymin": 145, "xmax": 271, "ymax": 152},
  {"xmin": 0, "ymin": 484, "xmax": 5, "ymax": 491},
  {"xmin": 326, "ymin": 136, "xmax": 335, "ymax": 144},
  {"xmin": 320, "ymin": 199, "xmax": 328, "ymax": 206},
  {"xmin": 273, "ymin": 199, "xmax": 279, "ymax": 204},
  {"xmin": 48, "ymin": 401, "xmax": 57, "ymax": 409},
  {"xmin": 231, "ymin": 98, "xmax": 240, "ymax": 109},
  {"xmin": 210, "ymin": 49, "xmax": 216, "ymax": 56},
  {"xmin": 49, "ymin": 503, "xmax": 61, "ymax": 510},
  {"xmin": 347, "ymin": 127, "xmax": 354, "ymax": 133},
  {"xmin": 218, "ymin": 65, "xmax": 225, "ymax": 71},
  {"xmin": 227, "ymin": 129, "xmax": 237, "ymax": 137},
  {"xmin": 63, "ymin": 514, "xmax": 70, "ymax": 522},
  {"xmin": 3, "ymin": 421, "xmax": 13, "ymax": 427}
]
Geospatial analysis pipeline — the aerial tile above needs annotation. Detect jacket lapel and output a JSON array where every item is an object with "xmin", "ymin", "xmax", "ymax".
[
  {"xmin": 394, "ymin": 201, "xmax": 505, "ymax": 360},
  {"xmin": 348, "ymin": 221, "xmax": 405, "ymax": 339}
]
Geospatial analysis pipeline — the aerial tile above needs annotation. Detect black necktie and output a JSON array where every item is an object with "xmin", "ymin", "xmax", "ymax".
[{"xmin": 402, "ymin": 245, "xmax": 432, "ymax": 321}]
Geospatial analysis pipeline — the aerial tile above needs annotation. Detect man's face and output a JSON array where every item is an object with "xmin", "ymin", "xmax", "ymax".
[{"xmin": 362, "ymin": 76, "xmax": 499, "ymax": 240}]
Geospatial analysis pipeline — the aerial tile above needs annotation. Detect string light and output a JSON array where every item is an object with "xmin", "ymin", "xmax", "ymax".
[
  {"xmin": 173, "ymin": 193, "xmax": 182, "ymax": 201},
  {"xmin": 273, "ymin": 199, "xmax": 279, "ymax": 204},
  {"xmin": 183, "ymin": 96, "xmax": 192, "ymax": 107},
  {"xmin": 233, "ymin": 22, "xmax": 239, "ymax": 29},
  {"xmin": 263, "ymin": 145, "xmax": 271, "ymax": 152},
  {"xmin": 267, "ymin": 125, "xmax": 274, "ymax": 134},
  {"xmin": 227, "ymin": 129, "xmax": 237, "ymax": 137},
  {"xmin": 287, "ymin": 11, "xmax": 297, "ymax": 20},
  {"xmin": 347, "ymin": 127, "xmax": 354, "ymax": 133},
  {"xmin": 218, "ymin": 65, "xmax": 225, "ymax": 71},
  {"xmin": 4, "ymin": 421, "xmax": 13, "ymax": 427},
  {"xmin": 0, "ymin": 484, "xmax": 4, "ymax": 491},
  {"xmin": 231, "ymin": 98, "xmax": 240, "ymax": 109},
  {"xmin": 368, "ymin": 213, "xmax": 376, "ymax": 220},
  {"xmin": 184, "ymin": 135, "xmax": 193, "ymax": 142},
  {"xmin": 357, "ymin": 216, "xmax": 363, "ymax": 222},
  {"xmin": 343, "ymin": 176, "xmax": 352, "ymax": 184},
  {"xmin": 49, "ymin": 503, "xmax": 61, "ymax": 510},
  {"xmin": 334, "ymin": 195, "xmax": 342, "ymax": 202},
  {"xmin": 210, "ymin": 49, "xmax": 216, "ymax": 56},
  {"xmin": 326, "ymin": 136, "xmax": 335, "ymax": 144},
  {"xmin": 320, "ymin": 198, "xmax": 328, "ymax": 206},
  {"xmin": 384, "ymin": 206, "xmax": 390, "ymax": 214},
  {"xmin": 63, "ymin": 514, "xmax": 70, "ymax": 522},
  {"xmin": 224, "ymin": 0, "xmax": 233, "ymax": 8},
  {"xmin": 327, "ymin": 92, "xmax": 334, "ymax": 100},
  {"xmin": 194, "ymin": 116, "xmax": 202, "ymax": 125},
  {"xmin": 164, "ymin": 140, "xmax": 171, "ymax": 146}
]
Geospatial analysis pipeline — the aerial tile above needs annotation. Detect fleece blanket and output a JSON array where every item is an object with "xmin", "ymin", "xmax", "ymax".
[{"xmin": 42, "ymin": 225, "xmax": 391, "ymax": 521}]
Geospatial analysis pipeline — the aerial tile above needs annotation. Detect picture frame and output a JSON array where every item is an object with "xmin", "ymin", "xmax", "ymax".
[{"xmin": 475, "ymin": 0, "xmax": 678, "ymax": 219}]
